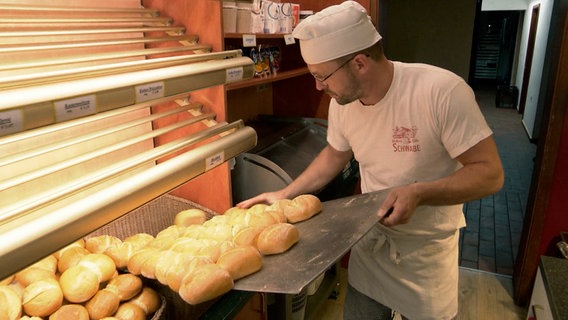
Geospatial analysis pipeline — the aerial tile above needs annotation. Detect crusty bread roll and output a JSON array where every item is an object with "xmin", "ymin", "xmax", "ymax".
[
  {"xmin": 0, "ymin": 275, "xmax": 14, "ymax": 286},
  {"xmin": 105, "ymin": 242, "xmax": 138, "ymax": 270},
  {"xmin": 85, "ymin": 288, "xmax": 120, "ymax": 320},
  {"xmin": 153, "ymin": 251, "xmax": 181, "ymax": 286},
  {"xmin": 85, "ymin": 235, "xmax": 122, "ymax": 254},
  {"xmin": 77, "ymin": 253, "xmax": 116, "ymax": 283},
  {"xmin": 178, "ymin": 263, "xmax": 234, "ymax": 305},
  {"xmin": 57, "ymin": 246, "xmax": 90, "ymax": 273},
  {"xmin": 53, "ymin": 239, "xmax": 85, "ymax": 260},
  {"xmin": 281, "ymin": 194, "xmax": 322, "ymax": 223},
  {"xmin": 165, "ymin": 255, "xmax": 213, "ymax": 292},
  {"xmin": 216, "ymin": 246, "xmax": 262, "ymax": 280},
  {"xmin": 15, "ymin": 267, "xmax": 57, "ymax": 287},
  {"xmin": 22, "ymin": 278, "xmax": 63, "ymax": 317},
  {"xmin": 174, "ymin": 208, "xmax": 207, "ymax": 227},
  {"xmin": 257, "ymin": 223, "xmax": 300, "ymax": 255},
  {"xmin": 245, "ymin": 210, "xmax": 277, "ymax": 228},
  {"xmin": 105, "ymin": 274, "xmax": 143, "ymax": 301},
  {"xmin": 28, "ymin": 255, "xmax": 58, "ymax": 274},
  {"xmin": 0, "ymin": 285, "xmax": 22, "ymax": 320},
  {"xmin": 49, "ymin": 304, "xmax": 90, "ymax": 320},
  {"xmin": 265, "ymin": 204, "xmax": 288, "ymax": 223},
  {"xmin": 123, "ymin": 233, "xmax": 154, "ymax": 249},
  {"xmin": 114, "ymin": 302, "xmax": 146, "ymax": 320},
  {"xmin": 155, "ymin": 225, "xmax": 186, "ymax": 240},
  {"xmin": 232, "ymin": 226, "xmax": 265, "ymax": 247},
  {"xmin": 128, "ymin": 287, "xmax": 160, "ymax": 315},
  {"xmin": 126, "ymin": 248, "xmax": 160, "ymax": 276},
  {"xmin": 59, "ymin": 265, "xmax": 99, "ymax": 303}
]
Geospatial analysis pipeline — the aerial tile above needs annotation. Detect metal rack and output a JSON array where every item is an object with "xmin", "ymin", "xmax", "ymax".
[{"xmin": 0, "ymin": 2, "xmax": 257, "ymax": 279}]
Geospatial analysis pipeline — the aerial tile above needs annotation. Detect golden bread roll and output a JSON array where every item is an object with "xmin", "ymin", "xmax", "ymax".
[
  {"xmin": 114, "ymin": 302, "xmax": 146, "ymax": 320},
  {"xmin": 223, "ymin": 206, "xmax": 246, "ymax": 217},
  {"xmin": 104, "ymin": 242, "xmax": 137, "ymax": 269},
  {"xmin": 246, "ymin": 203, "xmax": 268, "ymax": 215},
  {"xmin": 49, "ymin": 304, "xmax": 89, "ymax": 320},
  {"xmin": 85, "ymin": 235, "xmax": 122, "ymax": 254},
  {"xmin": 106, "ymin": 274, "xmax": 143, "ymax": 301},
  {"xmin": 0, "ymin": 285, "xmax": 22, "ymax": 320},
  {"xmin": 129, "ymin": 287, "xmax": 160, "ymax": 315},
  {"xmin": 29, "ymin": 255, "xmax": 58, "ymax": 274},
  {"xmin": 145, "ymin": 236, "xmax": 176, "ymax": 251},
  {"xmin": 127, "ymin": 248, "xmax": 160, "ymax": 276},
  {"xmin": 85, "ymin": 288, "xmax": 120, "ymax": 320},
  {"xmin": 174, "ymin": 208, "xmax": 207, "ymax": 227},
  {"xmin": 22, "ymin": 278, "xmax": 63, "ymax": 317},
  {"xmin": 283, "ymin": 194, "xmax": 322, "ymax": 223},
  {"xmin": 15, "ymin": 267, "xmax": 57, "ymax": 287},
  {"xmin": 59, "ymin": 265, "xmax": 99, "ymax": 303},
  {"xmin": 203, "ymin": 214, "xmax": 230, "ymax": 227},
  {"xmin": 7, "ymin": 281, "xmax": 24, "ymax": 299},
  {"xmin": 153, "ymin": 251, "xmax": 180, "ymax": 286},
  {"xmin": 232, "ymin": 226, "xmax": 265, "ymax": 247},
  {"xmin": 246, "ymin": 210, "xmax": 277, "ymax": 228},
  {"xmin": 77, "ymin": 253, "xmax": 116, "ymax": 283},
  {"xmin": 257, "ymin": 223, "xmax": 300, "ymax": 255},
  {"xmin": 265, "ymin": 204, "xmax": 288, "ymax": 223},
  {"xmin": 123, "ymin": 233, "xmax": 154, "ymax": 249},
  {"xmin": 216, "ymin": 246, "xmax": 262, "ymax": 280},
  {"xmin": 178, "ymin": 263, "xmax": 234, "ymax": 305},
  {"xmin": 165, "ymin": 255, "xmax": 213, "ymax": 292},
  {"xmin": 53, "ymin": 239, "xmax": 85, "ymax": 260},
  {"xmin": 155, "ymin": 225, "xmax": 186, "ymax": 240},
  {"xmin": 181, "ymin": 225, "xmax": 207, "ymax": 239},
  {"xmin": 139, "ymin": 251, "xmax": 164, "ymax": 280},
  {"xmin": 57, "ymin": 246, "xmax": 89, "ymax": 273}
]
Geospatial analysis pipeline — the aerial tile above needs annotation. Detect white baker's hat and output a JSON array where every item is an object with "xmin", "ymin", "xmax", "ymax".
[{"xmin": 292, "ymin": 1, "xmax": 381, "ymax": 64}]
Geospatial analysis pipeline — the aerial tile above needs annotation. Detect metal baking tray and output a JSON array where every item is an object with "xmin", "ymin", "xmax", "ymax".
[{"xmin": 233, "ymin": 189, "xmax": 388, "ymax": 294}]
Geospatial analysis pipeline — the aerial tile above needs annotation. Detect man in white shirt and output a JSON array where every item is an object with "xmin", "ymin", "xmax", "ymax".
[{"xmin": 238, "ymin": 1, "xmax": 504, "ymax": 319}]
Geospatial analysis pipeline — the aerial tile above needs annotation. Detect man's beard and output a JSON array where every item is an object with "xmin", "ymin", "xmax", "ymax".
[{"xmin": 325, "ymin": 71, "xmax": 362, "ymax": 105}]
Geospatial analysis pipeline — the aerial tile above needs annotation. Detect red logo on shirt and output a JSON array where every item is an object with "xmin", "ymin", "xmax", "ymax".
[{"xmin": 392, "ymin": 126, "xmax": 421, "ymax": 152}]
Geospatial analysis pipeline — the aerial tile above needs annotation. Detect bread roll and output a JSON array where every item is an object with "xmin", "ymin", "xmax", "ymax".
[
  {"xmin": 53, "ymin": 239, "xmax": 85, "ymax": 260},
  {"xmin": 114, "ymin": 302, "xmax": 146, "ymax": 320},
  {"xmin": 246, "ymin": 210, "xmax": 277, "ymax": 228},
  {"xmin": 129, "ymin": 287, "xmax": 160, "ymax": 315},
  {"xmin": 165, "ymin": 255, "xmax": 213, "ymax": 292},
  {"xmin": 57, "ymin": 246, "xmax": 90, "ymax": 273},
  {"xmin": 0, "ymin": 274, "xmax": 14, "ymax": 286},
  {"xmin": 28, "ymin": 255, "xmax": 58, "ymax": 274},
  {"xmin": 85, "ymin": 235, "xmax": 122, "ymax": 254},
  {"xmin": 0, "ymin": 285, "xmax": 22, "ymax": 320},
  {"xmin": 15, "ymin": 268, "xmax": 57, "ymax": 287},
  {"xmin": 78, "ymin": 253, "xmax": 116, "ymax": 283},
  {"xmin": 287, "ymin": 194, "xmax": 322, "ymax": 223},
  {"xmin": 153, "ymin": 251, "xmax": 180, "ymax": 286},
  {"xmin": 174, "ymin": 209, "xmax": 207, "ymax": 227},
  {"xmin": 155, "ymin": 225, "xmax": 186, "ymax": 240},
  {"xmin": 59, "ymin": 265, "xmax": 99, "ymax": 303},
  {"xmin": 104, "ymin": 242, "xmax": 137, "ymax": 269},
  {"xmin": 257, "ymin": 223, "xmax": 300, "ymax": 255},
  {"xmin": 265, "ymin": 204, "xmax": 288, "ymax": 223},
  {"xmin": 178, "ymin": 264, "xmax": 234, "ymax": 305},
  {"xmin": 216, "ymin": 246, "xmax": 262, "ymax": 280},
  {"xmin": 123, "ymin": 233, "xmax": 154, "ymax": 249},
  {"xmin": 85, "ymin": 288, "xmax": 120, "ymax": 320},
  {"xmin": 126, "ymin": 248, "xmax": 160, "ymax": 276},
  {"xmin": 106, "ymin": 274, "xmax": 143, "ymax": 301},
  {"xmin": 22, "ymin": 278, "xmax": 63, "ymax": 317},
  {"xmin": 48, "ymin": 304, "xmax": 89, "ymax": 320},
  {"xmin": 232, "ymin": 226, "xmax": 264, "ymax": 247}
]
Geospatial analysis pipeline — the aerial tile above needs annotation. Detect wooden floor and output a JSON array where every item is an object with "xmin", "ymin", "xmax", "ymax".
[{"xmin": 313, "ymin": 267, "xmax": 528, "ymax": 320}]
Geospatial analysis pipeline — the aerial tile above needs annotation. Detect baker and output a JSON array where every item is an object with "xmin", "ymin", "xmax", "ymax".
[{"xmin": 237, "ymin": 1, "xmax": 504, "ymax": 319}]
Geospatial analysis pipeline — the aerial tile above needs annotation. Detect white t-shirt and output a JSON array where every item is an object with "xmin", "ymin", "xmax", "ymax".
[{"xmin": 327, "ymin": 61, "xmax": 493, "ymax": 319}]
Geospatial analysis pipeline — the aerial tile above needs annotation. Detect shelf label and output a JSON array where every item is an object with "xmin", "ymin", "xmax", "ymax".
[
  {"xmin": 242, "ymin": 34, "xmax": 257, "ymax": 47},
  {"xmin": 284, "ymin": 34, "xmax": 296, "ymax": 45},
  {"xmin": 135, "ymin": 81, "xmax": 165, "ymax": 103},
  {"xmin": 226, "ymin": 67, "xmax": 244, "ymax": 83},
  {"xmin": 205, "ymin": 151, "xmax": 225, "ymax": 171},
  {"xmin": 54, "ymin": 94, "xmax": 97, "ymax": 122},
  {"xmin": 0, "ymin": 109, "xmax": 23, "ymax": 136}
]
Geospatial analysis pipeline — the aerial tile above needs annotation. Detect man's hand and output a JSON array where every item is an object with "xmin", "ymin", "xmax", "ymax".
[
  {"xmin": 236, "ymin": 190, "xmax": 288, "ymax": 209},
  {"xmin": 376, "ymin": 183, "xmax": 421, "ymax": 227}
]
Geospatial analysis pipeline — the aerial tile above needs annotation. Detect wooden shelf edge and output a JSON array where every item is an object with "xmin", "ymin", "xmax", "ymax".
[
  {"xmin": 225, "ymin": 66, "xmax": 310, "ymax": 91},
  {"xmin": 224, "ymin": 32, "xmax": 293, "ymax": 39}
]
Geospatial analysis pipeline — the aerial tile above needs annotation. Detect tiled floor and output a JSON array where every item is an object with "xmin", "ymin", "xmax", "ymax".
[{"xmin": 459, "ymin": 86, "xmax": 538, "ymax": 275}]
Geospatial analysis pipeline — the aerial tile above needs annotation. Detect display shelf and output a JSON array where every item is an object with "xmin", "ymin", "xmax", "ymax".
[
  {"xmin": 225, "ymin": 66, "xmax": 309, "ymax": 91},
  {"xmin": 224, "ymin": 32, "xmax": 294, "ymax": 39}
]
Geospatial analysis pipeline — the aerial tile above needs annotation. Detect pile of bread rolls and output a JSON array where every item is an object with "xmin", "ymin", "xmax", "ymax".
[
  {"xmin": 0, "ymin": 194, "xmax": 322, "ymax": 319},
  {"xmin": 0, "ymin": 240, "xmax": 161, "ymax": 320}
]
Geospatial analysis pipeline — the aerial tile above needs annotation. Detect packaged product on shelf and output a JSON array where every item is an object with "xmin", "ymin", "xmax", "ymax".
[
  {"xmin": 280, "ymin": 3, "xmax": 294, "ymax": 33},
  {"xmin": 269, "ymin": 47, "xmax": 281, "ymax": 75},
  {"xmin": 262, "ymin": 0, "xmax": 280, "ymax": 34}
]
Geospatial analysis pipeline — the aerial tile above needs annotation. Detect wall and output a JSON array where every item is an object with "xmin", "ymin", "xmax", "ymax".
[
  {"xmin": 482, "ymin": 0, "xmax": 529, "ymax": 11},
  {"xmin": 515, "ymin": 0, "xmax": 554, "ymax": 139},
  {"xmin": 378, "ymin": 0, "xmax": 476, "ymax": 80}
]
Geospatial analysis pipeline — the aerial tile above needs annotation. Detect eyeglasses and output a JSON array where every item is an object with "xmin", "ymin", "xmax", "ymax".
[{"xmin": 312, "ymin": 55, "xmax": 356, "ymax": 85}]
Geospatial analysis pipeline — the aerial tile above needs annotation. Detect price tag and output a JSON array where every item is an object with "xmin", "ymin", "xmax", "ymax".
[
  {"xmin": 54, "ymin": 95, "xmax": 97, "ymax": 122},
  {"xmin": 136, "ymin": 81, "xmax": 165, "ymax": 103},
  {"xmin": 242, "ymin": 34, "xmax": 257, "ymax": 47},
  {"xmin": 205, "ymin": 151, "xmax": 225, "ymax": 171},
  {"xmin": 226, "ymin": 67, "xmax": 244, "ymax": 83},
  {"xmin": 284, "ymin": 34, "xmax": 296, "ymax": 45},
  {"xmin": 0, "ymin": 109, "xmax": 23, "ymax": 136}
]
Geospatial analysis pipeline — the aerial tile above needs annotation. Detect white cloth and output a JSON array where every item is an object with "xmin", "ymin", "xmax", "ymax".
[{"xmin": 327, "ymin": 62, "xmax": 493, "ymax": 318}]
